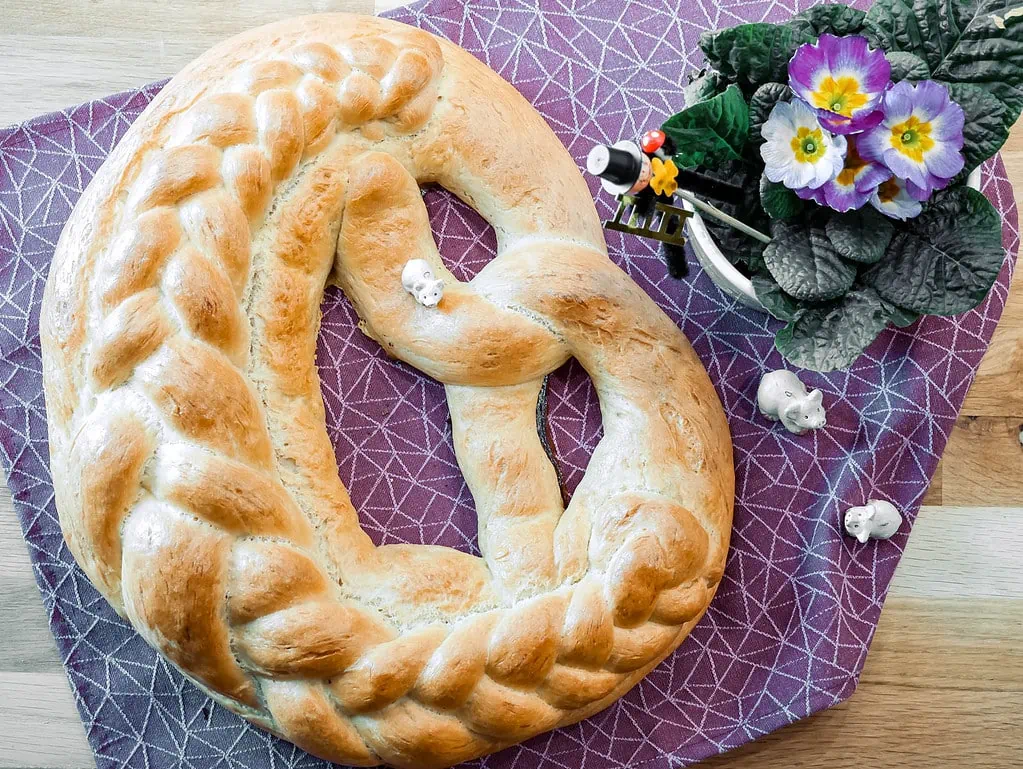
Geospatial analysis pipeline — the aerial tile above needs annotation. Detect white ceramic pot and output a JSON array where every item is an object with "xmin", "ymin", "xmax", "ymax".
[{"xmin": 684, "ymin": 168, "xmax": 984, "ymax": 312}]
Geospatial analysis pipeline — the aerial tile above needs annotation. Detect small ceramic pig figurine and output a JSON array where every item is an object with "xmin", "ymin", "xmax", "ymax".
[
  {"xmin": 757, "ymin": 369, "xmax": 826, "ymax": 435},
  {"xmin": 401, "ymin": 259, "xmax": 445, "ymax": 307},
  {"xmin": 844, "ymin": 499, "xmax": 903, "ymax": 543}
]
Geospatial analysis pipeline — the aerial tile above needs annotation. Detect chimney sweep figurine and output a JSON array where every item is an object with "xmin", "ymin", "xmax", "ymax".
[
  {"xmin": 586, "ymin": 133, "xmax": 691, "ymax": 277},
  {"xmin": 586, "ymin": 130, "xmax": 771, "ymax": 279}
]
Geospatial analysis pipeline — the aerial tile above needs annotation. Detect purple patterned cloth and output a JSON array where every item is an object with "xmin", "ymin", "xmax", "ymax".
[{"xmin": 0, "ymin": 1, "xmax": 1017, "ymax": 767}]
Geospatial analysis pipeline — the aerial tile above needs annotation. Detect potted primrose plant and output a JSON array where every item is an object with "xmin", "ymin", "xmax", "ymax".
[{"xmin": 610, "ymin": 0, "xmax": 1022, "ymax": 372}]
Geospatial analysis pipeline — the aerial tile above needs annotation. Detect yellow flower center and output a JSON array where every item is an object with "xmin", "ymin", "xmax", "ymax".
[
  {"xmin": 890, "ymin": 115, "xmax": 935, "ymax": 161},
  {"xmin": 811, "ymin": 76, "xmax": 869, "ymax": 117},
  {"xmin": 790, "ymin": 127, "xmax": 826, "ymax": 164},
  {"xmin": 836, "ymin": 140, "xmax": 868, "ymax": 186},
  {"xmin": 876, "ymin": 178, "xmax": 901, "ymax": 204}
]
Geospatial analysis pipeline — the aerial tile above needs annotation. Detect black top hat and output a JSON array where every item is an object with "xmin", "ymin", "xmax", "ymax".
[{"xmin": 586, "ymin": 144, "xmax": 643, "ymax": 186}]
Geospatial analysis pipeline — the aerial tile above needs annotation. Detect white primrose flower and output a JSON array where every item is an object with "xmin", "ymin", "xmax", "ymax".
[{"xmin": 760, "ymin": 99, "xmax": 847, "ymax": 191}]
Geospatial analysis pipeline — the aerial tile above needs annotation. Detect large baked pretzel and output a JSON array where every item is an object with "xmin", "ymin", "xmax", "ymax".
[{"xmin": 41, "ymin": 14, "xmax": 734, "ymax": 769}]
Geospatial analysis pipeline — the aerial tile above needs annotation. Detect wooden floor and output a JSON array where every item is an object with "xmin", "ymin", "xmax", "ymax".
[{"xmin": 1, "ymin": 1, "xmax": 1021, "ymax": 767}]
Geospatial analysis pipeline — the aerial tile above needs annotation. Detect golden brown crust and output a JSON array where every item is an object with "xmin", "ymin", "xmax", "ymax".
[
  {"xmin": 121, "ymin": 503, "xmax": 259, "ymax": 707},
  {"xmin": 41, "ymin": 13, "xmax": 734, "ymax": 769}
]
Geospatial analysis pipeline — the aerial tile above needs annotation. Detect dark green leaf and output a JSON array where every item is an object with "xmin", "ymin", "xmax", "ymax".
[
  {"xmin": 865, "ymin": 0, "xmax": 1023, "ymax": 123},
  {"xmin": 699, "ymin": 23, "xmax": 816, "ymax": 92},
  {"xmin": 882, "ymin": 298, "xmax": 922, "ymax": 327},
  {"xmin": 696, "ymin": 161, "xmax": 769, "ymax": 272},
  {"xmin": 934, "ymin": 0, "xmax": 1023, "ymax": 122},
  {"xmin": 705, "ymin": 216, "xmax": 769, "ymax": 273},
  {"xmin": 742, "ymin": 242, "xmax": 768, "ymax": 274},
  {"xmin": 825, "ymin": 207, "xmax": 895, "ymax": 264},
  {"xmin": 886, "ymin": 51, "xmax": 931, "ymax": 81},
  {"xmin": 789, "ymin": 4, "xmax": 867, "ymax": 36},
  {"xmin": 684, "ymin": 68, "xmax": 730, "ymax": 106},
  {"xmin": 863, "ymin": 186, "xmax": 1004, "ymax": 315},
  {"xmin": 693, "ymin": 160, "xmax": 751, "ymax": 191},
  {"xmin": 775, "ymin": 286, "xmax": 894, "ymax": 371},
  {"xmin": 704, "ymin": 211, "xmax": 770, "ymax": 272},
  {"xmin": 769, "ymin": 216, "xmax": 806, "ymax": 238},
  {"xmin": 864, "ymin": 0, "xmax": 922, "ymax": 55},
  {"xmin": 864, "ymin": 0, "xmax": 945, "ymax": 71},
  {"xmin": 946, "ymin": 81, "xmax": 1012, "ymax": 171},
  {"xmin": 890, "ymin": 309, "xmax": 922, "ymax": 327},
  {"xmin": 749, "ymin": 83, "xmax": 794, "ymax": 145},
  {"xmin": 752, "ymin": 272, "xmax": 807, "ymax": 321},
  {"xmin": 663, "ymin": 85, "xmax": 750, "ymax": 169},
  {"xmin": 760, "ymin": 175, "xmax": 805, "ymax": 219},
  {"xmin": 765, "ymin": 223, "xmax": 858, "ymax": 301}
]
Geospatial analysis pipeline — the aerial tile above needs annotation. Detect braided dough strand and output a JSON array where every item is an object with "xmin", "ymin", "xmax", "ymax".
[{"xmin": 41, "ymin": 14, "xmax": 733, "ymax": 769}]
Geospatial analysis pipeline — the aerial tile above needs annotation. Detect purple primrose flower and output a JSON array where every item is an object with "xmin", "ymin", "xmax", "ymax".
[
  {"xmin": 795, "ymin": 135, "xmax": 892, "ymax": 212},
  {"xmin": 789, "ymin": 34, "xmax": 891, "ymax": 135},
  {"xmin": 869, "ymin": 176, "xmax": 923, "ymax": 220},
  {"xmin": 859, "ymin": 80, "xmax": 966, "ymax": 199}
]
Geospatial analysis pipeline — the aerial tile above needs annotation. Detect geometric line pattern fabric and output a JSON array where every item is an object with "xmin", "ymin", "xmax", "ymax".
[{"xmin": 0, "ymin": 1, "xmax": 1017, "ymax": 767}]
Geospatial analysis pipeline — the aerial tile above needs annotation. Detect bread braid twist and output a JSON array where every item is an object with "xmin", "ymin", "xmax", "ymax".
[{"xmin": 42, "ymin": 14, "xmax": 734, "ymax": 769}]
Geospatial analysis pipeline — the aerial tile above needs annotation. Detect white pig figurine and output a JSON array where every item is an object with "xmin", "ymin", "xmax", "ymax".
[
  {"xmin": 401, "ymin": 259, "xmax": 445, "ymax": 307},
  {"xmin": 756, "ymin": 369, "xmax": 826, "ymax": 435},
  {"xmin": 844, "ymin": 499, "xmax": 903, "ymax": 543}
]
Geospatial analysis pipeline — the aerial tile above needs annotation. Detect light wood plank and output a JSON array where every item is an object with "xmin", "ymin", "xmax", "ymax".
[
  {"xmin": 699, "ymin": 684, "xmax": 1023, "ymax": 768},
  {"xmin": 699, "ymin": 595, "xmax": 1023, "ymax": 768},
  {"xmin": 2, "ymin": 0, "xmax": 375, "ymax": 36},
  {"xmin": 0, "ymin": 490, "xmax": 28, "ymax": 572},
  {"xmin": 0, "ymin": 673, "xmax": 92, "ymax": 769},
  {"xmin": 1001, "ymin": 134, "xmax": 1023, "ymax": 214},
  {"xmin": 0, "ymin": 497, "xmax": 66, "ymax": 674},
  {"xmin": 920, "ymin": 458, "xmax": 942, "ymax": 505},
  {"xmin": 964, "ymin": 271, "xmax": 1023, "ymax": 416},
  {"xmin": 862, "ymin": 598, "xmax": 1023, "ymax": 692},
  {"xmin": 0, "ymin": 578, "xmax": 64, "ymax": 674},
  {"xmin": 941, "ymin": 417, "xmax": 1023, "ymax": 506},
  {"xmin": 960, "ymin": 119, "xmax": 1023, "ymax": 420},
  {"xmin": 893, "ymin": 506, "xmax": 1023, "ymax": 598},
  {"xmin": 0, "ymin": 0, "xmax": 375, "ymax": 127}
]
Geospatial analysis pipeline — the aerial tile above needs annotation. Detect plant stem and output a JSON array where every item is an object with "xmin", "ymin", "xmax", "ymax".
[{"xmin": 676, "ymin": 189, "xmax": 773, "ymax": 244}]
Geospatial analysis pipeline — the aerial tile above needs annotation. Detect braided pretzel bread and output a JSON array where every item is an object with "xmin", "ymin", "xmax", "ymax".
[{"xmin": 41, "ymin": 14, "xmax": 734, "ymax": 768}]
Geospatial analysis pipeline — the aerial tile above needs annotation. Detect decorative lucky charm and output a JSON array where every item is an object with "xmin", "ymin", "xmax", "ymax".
[
  {"xmin": 844, "ymin": 499, "xmax": 903, "ymax": 543},
  {"xmin": 757, "ymin": 369, "xmax": 827, "ymax": 435},
  {"xmin": 401, "ymin": 258, "xmax": 445, "ymax": 307},
  {"xmin": 585, "ymin": 132, "xmax": 694, "ymax": 278},
  {"xmin": 586, "ymin": 129, "xmax": 771, "ymax": 279}
]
